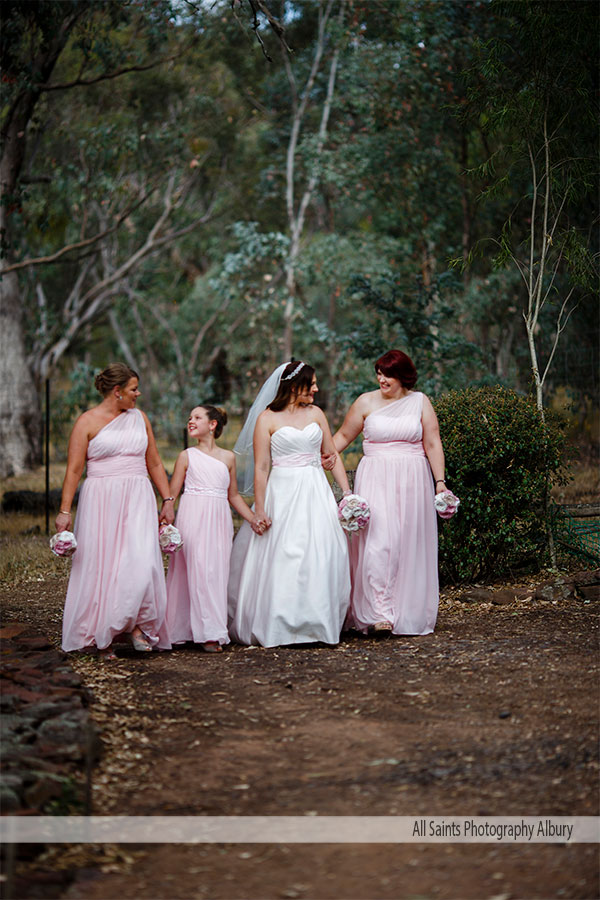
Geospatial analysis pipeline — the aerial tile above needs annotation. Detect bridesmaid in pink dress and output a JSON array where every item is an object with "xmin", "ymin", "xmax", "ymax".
[
  {"xmin": 56, "ymin": 364, "xmax": 174, "ymax": 657},
  {"xmin": 165, "ymin": 406, "xmax": 265, "ymax": 652},
  {"xmin": 333, "ymin": 350, "xmax": 447, "ymax": 636}
]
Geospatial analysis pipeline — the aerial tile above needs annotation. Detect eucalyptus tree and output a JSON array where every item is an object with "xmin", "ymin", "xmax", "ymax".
[
  {"xmin": 0, "ymin": 1, "xmax": 201, "ymax": 475},
  {"xmin": 296, "ymin": 0, "xmax": 498, "ymax": 395},
  {"xmin": 0, "ymin": 0, "xmax": 287, "ymax": 477},
  {"xmin": 457, "ymin": 0, "xmax": 599, "ymax": 416}
]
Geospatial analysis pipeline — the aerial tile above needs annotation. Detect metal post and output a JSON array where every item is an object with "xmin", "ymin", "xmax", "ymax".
[{"xmin": 45, "ymin": 378, "xmax": 50, "ymax": 535}]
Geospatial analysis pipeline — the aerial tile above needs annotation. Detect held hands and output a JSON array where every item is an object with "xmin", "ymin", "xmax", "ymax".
[
  {"xmin": 159, "ymin": 499, "xmax": 175, "ymax": 526},
  {"xmin": 251, "ymin": 513, "xmax": 272, "ymax": 535},
  {"xmin": 321, "ymin": 452, "xmax": 337, "ymax": 472}
]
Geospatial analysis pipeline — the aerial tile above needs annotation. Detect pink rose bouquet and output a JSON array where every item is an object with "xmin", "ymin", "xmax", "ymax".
[
  {"xmin": 49, "ymin": 531, "xmax": 77, "ymax": 557},
  {"xmin": 338, "ymin": 493, "xmax": 371, "ymax": 534},
  {"xmin": 435, "ymin": 490, "xmax": 460, "ymax": 519},
  {"xmin": 159, "ymin": 524, "xmax": 183, "ymax": 554}
]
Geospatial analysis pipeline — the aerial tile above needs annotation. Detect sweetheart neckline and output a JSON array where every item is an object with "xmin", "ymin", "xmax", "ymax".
[{"xmin": 272, "ymin": 422, "xmax": 321, "ymax": 436}]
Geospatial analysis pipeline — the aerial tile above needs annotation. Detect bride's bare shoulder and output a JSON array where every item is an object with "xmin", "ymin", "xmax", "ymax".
[{"xmin": 256, "ymin": 409, "xmax": 278, "ymax": 432}]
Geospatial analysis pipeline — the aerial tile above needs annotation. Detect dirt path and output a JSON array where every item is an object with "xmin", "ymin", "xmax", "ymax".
[{"xmin": 2, "ymin": 575, "xmax": 599, "ymax": 900}]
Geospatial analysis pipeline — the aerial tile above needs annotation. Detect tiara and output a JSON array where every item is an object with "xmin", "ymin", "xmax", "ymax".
[{"xmin": 282, "ymin": 362, "xmax": 305, "ymax": 381}]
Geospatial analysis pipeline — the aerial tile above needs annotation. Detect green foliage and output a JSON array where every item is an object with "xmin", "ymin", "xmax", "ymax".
[
  {"xmin": 50, "ymin": 362, "xmax": 100, "ymax": 453},
  {"xmin": 457, "ymin": 0, "xmax": 599, "ymax": 411},
  {"xmin": 4, "ymin": 0, "xmax": 598, "ymax": 460},
  {"xmin": 434, "ymin": 386, "xmax": 567, "ymax": 583},
  {"xmin": 342, "ymin": 271, "xmax": 483, "ymax": 395}
]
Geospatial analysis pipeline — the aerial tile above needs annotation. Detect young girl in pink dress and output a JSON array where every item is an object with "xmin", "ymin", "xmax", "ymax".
[{"xmin": 165, "ymin": 405, "xmax": 266, "ymax": 652}]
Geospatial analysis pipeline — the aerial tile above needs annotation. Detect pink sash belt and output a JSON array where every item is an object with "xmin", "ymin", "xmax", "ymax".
[
  {"xmin": 86, "ymin": 455, "xmax": 148, "ymax": 478},
  {"xmin": 272, "ymin": 453, "xmax": 321, "ymax": 468},
  {"xmin": 363, "ymin": 439, "xmax": 426, "ymax": 458}
]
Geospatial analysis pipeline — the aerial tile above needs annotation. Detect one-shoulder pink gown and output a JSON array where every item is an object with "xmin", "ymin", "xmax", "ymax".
[
  {"xmin": 61, "ymin": 409, "xmax": 170, "ymax": 651},
  {"xmin": 349, "ymin": 392, "xmax": 438, "ymax": 635},
  {"xmin": 165, "ymin": 448, "xmax": 232, "ymax": 646}
]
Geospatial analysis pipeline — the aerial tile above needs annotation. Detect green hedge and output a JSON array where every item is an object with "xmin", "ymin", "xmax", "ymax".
[{"xmin": 434, "ymin": 386, "xmax": 567, "ymax": 583}]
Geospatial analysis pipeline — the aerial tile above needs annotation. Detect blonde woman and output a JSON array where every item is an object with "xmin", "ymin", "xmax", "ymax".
[{"xmin": 57, "ymin": 363, "xmax": 172, "ymax": 658}]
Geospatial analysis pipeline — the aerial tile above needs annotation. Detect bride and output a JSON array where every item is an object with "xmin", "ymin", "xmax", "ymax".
[{"xmin": 227, "ymin": 361, "xmax": 351, "ymax": 647}]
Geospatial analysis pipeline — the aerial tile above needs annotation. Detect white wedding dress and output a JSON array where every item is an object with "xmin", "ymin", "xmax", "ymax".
[{"xmin": 228, "ymin": 422, "xmax": 350, "ymax": 647}]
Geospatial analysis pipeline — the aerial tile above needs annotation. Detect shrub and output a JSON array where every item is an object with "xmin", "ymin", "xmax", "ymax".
[{"xmin": 434, "ymin": 386, "xmax": 567, "ymax": 583}]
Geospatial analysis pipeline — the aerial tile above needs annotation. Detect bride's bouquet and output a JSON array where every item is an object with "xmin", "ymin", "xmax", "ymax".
[
  {"xmin": 435, "ymin": 490, "xmax": 460, "ymax": 519},
  {"xmin": 338, "ymin": 494, "xmax": 371, "ymax": 533},
  {"xmin": 49, "ymin": 531, "xmax": 77, "ymax": 557},
  {"xmin": 158, "ymin": 524, "xmax": 184, "ymax": 554}
]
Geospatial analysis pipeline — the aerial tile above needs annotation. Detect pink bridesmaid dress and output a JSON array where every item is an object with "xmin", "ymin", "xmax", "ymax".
[
  {"xmin": 349, "ymin": 391, "xmax": 438, "ymax": 635},
  {"xmin": 165, "ymin": 448, "xmax": 232, "ymax": 646},
  {"xmin": 62, "ymin": 409, "xmax": 170, "ymax": 651}
]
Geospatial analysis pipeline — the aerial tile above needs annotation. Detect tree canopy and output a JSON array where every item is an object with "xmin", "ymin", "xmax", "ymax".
[{"xmin": 0, "ymin": 0, "xmax": 597, "ymax": 472}]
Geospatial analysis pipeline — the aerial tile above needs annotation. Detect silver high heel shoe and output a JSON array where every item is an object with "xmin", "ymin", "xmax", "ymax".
[{"xmin": 130, "ymin": 630, "xmax": 152, "ymax": 652}]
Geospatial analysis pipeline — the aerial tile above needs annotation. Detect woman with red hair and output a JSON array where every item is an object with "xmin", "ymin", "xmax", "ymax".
[{"xmin": 332, "ymin": 350, "xmax": 446, "ymax": 637}]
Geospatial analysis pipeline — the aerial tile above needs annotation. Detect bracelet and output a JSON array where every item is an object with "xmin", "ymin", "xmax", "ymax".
[
  {"xmin": 162, "ymin": 497, "xmax": 174, "ymax": 502},
  {"xmin": 59, "ymin": 509, "xmax": 70, "ymax": 515},
  {"xmin": 435, "ymin": 479, "xmax": 446, "ymax": 485}
]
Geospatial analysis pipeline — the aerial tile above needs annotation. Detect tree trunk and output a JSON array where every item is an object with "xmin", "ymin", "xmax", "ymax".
[
  {"xmin": 0, "ymin": 6, "xmax": 86, "ymax": 474},
  {"xmin": 282, "ymin": 0, "xmax": 344, "ymax": 360},
  {"xmin": 0, "ymin": 272, "xmax": 42, "ymax": 477}
]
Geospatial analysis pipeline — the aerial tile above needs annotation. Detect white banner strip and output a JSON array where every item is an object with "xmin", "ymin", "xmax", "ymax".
[{"xmin": 1, "ymin": 816, "xmax": 598, "ymax": 844}]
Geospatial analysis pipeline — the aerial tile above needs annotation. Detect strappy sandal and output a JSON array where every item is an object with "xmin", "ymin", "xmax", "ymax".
[
  {"xmin": 201, "ymin": 641, "xmax": 223, "ymax": 653},
  {"xmin": 99, "ymin": 646, "xmax": 118, "ymax": 660}
]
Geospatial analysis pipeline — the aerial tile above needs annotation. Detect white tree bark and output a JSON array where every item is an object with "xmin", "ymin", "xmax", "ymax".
[
  {"xmin": 282, "ymin": 0, "xmax": 345, "ymax": 359},
  {"xmin": 521, "ymin": 113, "xmax": 575, "ymax": 420},
  {"xmin": 0, "ymin": 273, "xmax": 42, "ymax": 477}
]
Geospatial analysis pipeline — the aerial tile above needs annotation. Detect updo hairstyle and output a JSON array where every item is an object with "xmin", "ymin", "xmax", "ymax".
[
  {"xmin": 374, "ymin": 350, "xmax": 417, "ymax": 388},
  {"xmin": 94, "ymin": 363, "xmax": 138, "ymax": 397},
  {"xmin": 268, "ymin": 362, "xmax": 316, "ymax": 412},
  {"xmin": 200, "ymin": 405, "xmax": 228, "ymax": 439}
]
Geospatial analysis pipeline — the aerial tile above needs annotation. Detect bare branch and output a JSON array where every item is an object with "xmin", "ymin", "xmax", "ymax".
[
  {"xmin": 526, "ymin": 140, "xmax": 538, "ymax": 323},
  {"xmin": 189, "ymin": 300, "xmax": 231, "ymax": 371},
  {"xmin": 34, "ymin": 170, "xmax": 221, "ymax": 378},
  {"xmin": 108, "ymin": 307, "xmax": 139, "ymax": 373},
  {"xmin": 285, "ymin": 0, "xmax": 336, "ymax": 226},
  {"xmin": 129, "ymin": 288, "xmax": 186, "ymax": 380},
  {"xmin": 196, "ymin": 307, "xmax": 248, "ymax": 378},
  {"xmin": 296, "ymin": 1, "xmax": 345, "ymax": 238},
  {"xmin": 38, "ymin": 54, "xmax": 182, "ymax": 93},
  {"xmin": 252, "ymin": 0, "xmax": 292, "ymax": 53},
  {"xmin": 64, "ymin": 258, "xmax": 95, "ymax": 320},
  {"xmin": 534, "ymin": 110, "xmax": 552, "ymax": 324},
  {"xmin": 0, "ymin": 194, "xmax": 149, "ymax": 275},
  {"xmin": 540, "ymin": 287, "xmax": 577, "ymax": 386}
]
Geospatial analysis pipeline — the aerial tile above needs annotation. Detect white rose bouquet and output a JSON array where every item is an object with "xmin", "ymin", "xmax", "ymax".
[
  {"xmin": 338, "ymin": 493, "xmax": 371, "ymax": 533},
  {"xmin": 435, "ymin": 490, "xmax": 460, "ymax": 519},
  {"xmin": 49, "ymin": 531, "xmax": 78, "ymax": 557},
  {"xmin": 158, "ymin": 524, "xmax": 184, "ymax": 554}
]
